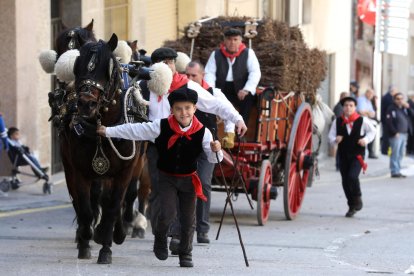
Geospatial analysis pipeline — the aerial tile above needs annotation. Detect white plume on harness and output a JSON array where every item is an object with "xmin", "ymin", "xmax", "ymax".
[
  {"xmin": 113, "ymin": 40, "xmax": 133, "ymax": 63},
  {"xmin": 175, "ymin": 52, "xmax": 191, "ymax": 73},
  {"xmin": 55, "ymin": 49, "xmax": 80, "ymax": 83},
  {"xmin": 38, "ymin": 50, "xmax": 58, "ymax": 74},
  {"xmin": 147, "ymin": 62, "xmax": 173, "ymax": 97}
]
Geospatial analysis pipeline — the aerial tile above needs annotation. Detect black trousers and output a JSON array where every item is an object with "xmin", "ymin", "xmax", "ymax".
[
  {"xmin": 338, "ymin": 155, "xmax": 362, "ymax": 208},
  {"xmin": 223, "ymin": 81, "xmax": 254, "ymax": 124},
  {"xmin": 155, "ymin": 171, "xmax": 196, "ymax": 255}
]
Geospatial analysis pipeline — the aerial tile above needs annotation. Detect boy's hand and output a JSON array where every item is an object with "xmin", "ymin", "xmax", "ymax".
[
  {"xmin": 210, "ymin": 140, "xmax": 221, "ymax": 152},
  {"xmin": 357, "ymin": 138, "xmax": 366, "ymax": 146},
  {"xmin": 97, "ymin": 126, "xmax": 107, "ymax": 137},
  {"xmin": 335, "ymin": 135, "xmax": 343, "ymax": 144}
]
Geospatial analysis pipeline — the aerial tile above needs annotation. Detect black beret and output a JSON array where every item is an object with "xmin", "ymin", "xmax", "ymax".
[
  {"xmin": 224, "ymin": 28, "xmax": 242, "ymax": 37},
  {"xmin": 151, "ymin": 47, "xmax": 178, "ymax": 63},
  {"xmin": 168, "ymin": 86, "xmax": 198, "ymax": 106},
  {"xmin": 340, "ymin": 96, "xmax": 357, "ymax": 106}
]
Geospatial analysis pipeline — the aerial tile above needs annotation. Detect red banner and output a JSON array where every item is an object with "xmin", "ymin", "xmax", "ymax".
[{"xmin": 357, "ymin": 0, "xmax": 376, "ymax": 25}]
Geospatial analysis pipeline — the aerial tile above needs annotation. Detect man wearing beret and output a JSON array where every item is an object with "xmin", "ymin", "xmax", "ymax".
[
  {"xmin": 328, "ymin": 97, "xmax": 376, "ymax": 217},
  {"xmin": 98, "ymin": 88, "xmax": 223, "ymax": 267},
  {"xmin": 204, "ymin": 28, "xmax": 261, "ymax": 123}
]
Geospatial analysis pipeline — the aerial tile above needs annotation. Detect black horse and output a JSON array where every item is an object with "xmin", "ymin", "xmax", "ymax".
[{"xmin": 60, "ymin": 33, "xmax": 147, "ymax": 264}]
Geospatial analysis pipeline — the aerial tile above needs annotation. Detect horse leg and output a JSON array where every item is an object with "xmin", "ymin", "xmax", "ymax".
[
  {"xmin": 123, "ymin": 176, "xmax": 138, "ymax": 236},
  {"xmin": 96, "ymin": 179, "xmax": 128, "ymax": 264},
  {"xmin": 74, "ymin": 178, "xmax": 94, "ymax": 259}
]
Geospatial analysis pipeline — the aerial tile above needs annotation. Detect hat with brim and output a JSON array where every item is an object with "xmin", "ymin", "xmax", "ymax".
[
  {"xmin": 151, "ymin": 47, "xmax": 178, "ymax": 63},
  {"xmin": 168, "ymin": 86, "xmax": 198, "ymax": 106},
  {"xmin": 340, "ymin": 96, "xmax": 357, "ymax": 106}
]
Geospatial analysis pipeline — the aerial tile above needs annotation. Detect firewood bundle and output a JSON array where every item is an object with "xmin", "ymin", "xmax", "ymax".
[{"xmin": 164, "ymin": 16, "xmax": 327, "ymax": 101}]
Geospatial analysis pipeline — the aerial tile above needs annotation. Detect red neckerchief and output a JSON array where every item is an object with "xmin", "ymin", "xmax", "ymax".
[
  {"xmin": 201, "ymin": 79, "xmax": 210, "ymax": 90},
  {"xmin": 220, "ymin": 43, "xmax": 247, "ymax": 62},
  {"xmin": 357, "ymin": 155, "xmax": 368, "ymax": 174},
  {"xmin": 167, "ymin": 114, "xmax": 203, "ymax": 149},
  {"xmin": 157, "ymin": 73, "xmax": 189, "ymax": 102},
  {"xmin": 341, "ymin": 112, "xmax": 360, "ymax": 129}
]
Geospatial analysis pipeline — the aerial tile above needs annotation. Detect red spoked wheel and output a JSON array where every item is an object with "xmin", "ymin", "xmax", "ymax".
[
  {"xmin": 283, "ymin": 103, "xmax": 313, "ymax": 220},
  {"xmin": 257, "ymin": 159, "xmax": 272, "ymax": 225}
]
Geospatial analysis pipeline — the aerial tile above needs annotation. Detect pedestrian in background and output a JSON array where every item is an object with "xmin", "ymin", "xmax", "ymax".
[
  {"xmin": 381, "ymin": 86, "xmax": 398, "ymax": 155},
  {"xmin": 385, "ymin": 93, "xmax": 414, "ymax": 178},
  {"xmin": 328, "ymin": 97, "xmax": 376, "ymax": 217},
  {"xmin": 406, "ymin": 91, "xmax": 414, "ymax": 155},
  {"xmin": 357, "ymin": 88, "xmax": 378, "ymax": 159},
  {"xmin": 350, "ymin": 81, "xmax": 359, "ymax": 98}
]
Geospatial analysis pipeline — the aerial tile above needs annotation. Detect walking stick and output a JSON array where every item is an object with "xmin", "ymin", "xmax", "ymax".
[{"xmin": 212, "ymin": 130, "xmax": 249, "ymax": 267}]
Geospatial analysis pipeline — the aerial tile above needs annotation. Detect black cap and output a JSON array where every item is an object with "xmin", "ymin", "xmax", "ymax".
[
  {"xmin": 350, "ymin": 81, "xmax": 359, "ymax": 89},
  {"xmin": 151, "ymin": 47, "xmax": 178, "ymax": 63},
  {"xmin": 168, "ymin": 86, "xmax": 198, "ymax": 106},
  {"xmin": 340, "ymin": 96, "xmax": 357, "ymax": 106},
  {"xmin": 224, "ymin": 28, "xmax": 242, "ymax": 37}
]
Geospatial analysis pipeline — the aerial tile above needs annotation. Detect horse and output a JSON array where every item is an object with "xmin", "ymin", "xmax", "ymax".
[{"xmin": 56, "ymin": 33, "xmax": 147, "ymax": 264}]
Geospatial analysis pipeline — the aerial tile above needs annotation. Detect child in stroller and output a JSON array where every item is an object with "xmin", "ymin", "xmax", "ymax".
[{"xmin": 1, "ymin": 127, "xmax": 52, "ymax": 194}]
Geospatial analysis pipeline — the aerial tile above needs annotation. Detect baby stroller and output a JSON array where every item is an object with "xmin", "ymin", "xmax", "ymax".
[{"xmin": 0, "ymin": 144, "xmax": 53, "ymax": 194}]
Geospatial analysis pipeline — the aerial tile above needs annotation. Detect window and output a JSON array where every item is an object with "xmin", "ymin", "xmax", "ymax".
[
  {"xmin": 302, "ymin": 0, "xmax": 311, "ymax": 25},
  {"xmin": 104, "ymin": 0, "xmax": 128, "ymax": 40}
]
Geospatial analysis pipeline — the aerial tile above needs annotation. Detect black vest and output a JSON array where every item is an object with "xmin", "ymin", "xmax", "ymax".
[
  {"xmin": 194, "ymin": 87, "xmax": 217, "ymax": 133},
  {"xmin": 336, "ymin": 116, "xmax": 366, "ymax": 158},
  {"xmin": 215, "ymin": 48, "xmax": 249, "ymax": 93},
  {"xmin": 155, "ymin": 118, "xmax": 205, "ymax": 174}
]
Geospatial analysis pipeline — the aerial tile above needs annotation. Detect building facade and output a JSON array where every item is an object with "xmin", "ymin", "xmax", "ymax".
[{"xmin": 0, "ymin": 0, "xmax": 352, "ymax": 174}]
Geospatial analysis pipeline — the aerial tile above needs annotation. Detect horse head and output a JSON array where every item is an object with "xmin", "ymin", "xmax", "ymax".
[
  {"xmin": 56, "ymin": 19, "xmax": 96, "ymax": 57},
  {"xmin": 73, "ymin": 34, "xmax": 120, "ymax": 122}
]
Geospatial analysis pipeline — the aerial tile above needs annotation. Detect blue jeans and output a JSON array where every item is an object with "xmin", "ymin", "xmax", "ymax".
[{"xmin": 389, "ymin": 133, "xmax": 408, "ymax": 175}]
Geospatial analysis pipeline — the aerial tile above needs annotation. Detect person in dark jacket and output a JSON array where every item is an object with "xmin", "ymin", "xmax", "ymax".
[
  {"xmin": 385, "ymin": 93, "xmax": 414, "ymax": 178},
  {"xmin": 381, "ymin": 86, "xmax": 398, "ymax": 154},
  {"xmin": 407, "ymin": 91, "xmax": 414, "ymax": 154},
  {"xmin": 328, "ymin": 97, "xmax": 376, "ymax": 217}
]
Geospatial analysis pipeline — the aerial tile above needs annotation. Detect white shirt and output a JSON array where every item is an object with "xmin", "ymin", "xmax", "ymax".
[
  {"xmin": 204, "ymin": 48, "xmax": 261, "ymax": 95},
  {"xmin": 328, "ymin": 116, "xmax": 376, "ymax": 146},
  {"xmin": 144, "ymin": 79, "xmax": 243, "ymax": 131},
  {"xmin": 106, "ymin": 119, "xmax": 224, "ymax": 164}
]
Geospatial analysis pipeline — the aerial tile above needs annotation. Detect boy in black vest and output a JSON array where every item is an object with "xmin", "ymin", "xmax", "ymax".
[
  {"xmin": 97, "ymin": 87, "xmax": 223, "ymax": 267},
  {"xmin": 328, "ymin": 97, "xmax": 376, "ymax": 217}
]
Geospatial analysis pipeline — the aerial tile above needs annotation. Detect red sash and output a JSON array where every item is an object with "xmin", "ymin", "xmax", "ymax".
[{"xmin": 167, "ymin": 171, "xmax": 207, "ymax": 202}]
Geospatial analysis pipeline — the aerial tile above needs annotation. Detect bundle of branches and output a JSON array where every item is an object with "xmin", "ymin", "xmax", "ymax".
[{"xmin": 164, "ymin": 16, "xmax": 326, "ymax": 97}]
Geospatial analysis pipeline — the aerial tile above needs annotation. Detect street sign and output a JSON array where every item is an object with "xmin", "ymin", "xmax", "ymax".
[{"xmin": 377, "ymin": 0, "xmax": 411, "ymax": 56}]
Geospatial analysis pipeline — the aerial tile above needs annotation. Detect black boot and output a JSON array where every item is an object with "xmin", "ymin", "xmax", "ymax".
[
  {"xmin": 153, "ymin": 235, "xmax": 168, "ymax": 260},
  {"xmin": 169, "ymin": 236, "xmax": 180, "ymax": 255},
  {"xmin": 179, "ymin": 253, "xmax": 193, "ymax": 267},
  {"xmin": 354, "ymin": 197, "xmax": 363, "ymax": 211},
  {"xmin": 345, "ymin": 207, "xmax": 356, "ymax": 218}
]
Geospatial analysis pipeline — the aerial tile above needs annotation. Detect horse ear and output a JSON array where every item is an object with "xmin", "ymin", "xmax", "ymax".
[
  {"xmin": 107, "ymin": 33, "xmax": 118, "ymax": 52},
  {"xmin": 84, "ymin": 19, "xmax": 94, "ymax": 32},
  {"xmin": 130, "ymin": 40, "xmax": 138, "ymax": 51}
]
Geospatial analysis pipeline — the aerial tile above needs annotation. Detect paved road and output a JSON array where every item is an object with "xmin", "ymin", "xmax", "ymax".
[{"xmin": 1, "ymin": 155, "xmax": 414, "ymax": 275}]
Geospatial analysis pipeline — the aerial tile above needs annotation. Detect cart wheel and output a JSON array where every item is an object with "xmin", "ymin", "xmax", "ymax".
[
  {"xmin": 284, "ymin": 103, "xmax": 313, "ymax": 220},
  {"xmin": 257, "ymin": 159, "xmax": 272, "ymax": 225},
  {"xmin": 43, "ymin": 182, "xmax": 53, "ymax": 195}
]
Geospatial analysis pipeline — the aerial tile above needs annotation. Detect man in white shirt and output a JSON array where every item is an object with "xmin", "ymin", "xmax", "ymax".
[
  {"xmin": 357, "ymin": 88, "xmax": 378, "ymax": 159},
  {"xmin": 204, "ymin": 28, "xmax": 261, "ymax": 123}
]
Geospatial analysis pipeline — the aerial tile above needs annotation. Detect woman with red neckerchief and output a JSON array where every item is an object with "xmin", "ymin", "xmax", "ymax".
[{"xmin": 328, "ymin": 97, "xmax": 376, "ymax": 217}]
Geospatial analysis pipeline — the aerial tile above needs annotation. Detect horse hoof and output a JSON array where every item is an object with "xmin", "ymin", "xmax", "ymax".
[
  {"xmin": 131, "ymin": 228, "xmax": 145, "ymax": 239},
  {"xmin": 78, "ymin": 247, "xmax": 91, "ymax": 259},
  {"xmin": 97, "ymin": 248, "xmax": 112, "ymax": 264}
]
